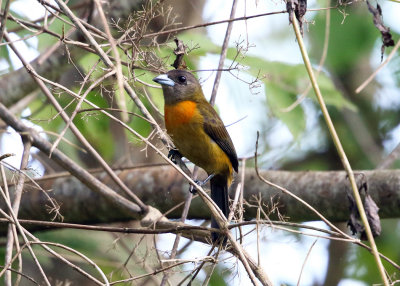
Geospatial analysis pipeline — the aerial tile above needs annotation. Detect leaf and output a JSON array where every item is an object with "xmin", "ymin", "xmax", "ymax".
[
  {"xmin": 265, "ymin": 83, "xmax": 306, "ymax": 138},
  {"xmin": 315, "ymin": 73, "xmax": 357, "ymax": 111}
]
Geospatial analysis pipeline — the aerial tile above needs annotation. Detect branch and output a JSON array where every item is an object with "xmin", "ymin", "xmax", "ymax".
[
  {"xmin": 1, "ymin": 166, "xmax": 399, "ymax": 230},
  {"xmin": 209, "ymin": 0, "xmax": 238, "ymax": 106},
  {"xmin": 290, "ymin": 13, "xmax": 388, "ymax": 284},
  {"xmin": 0, "ymin": 102, "xmax": 143, "ymax": 218}
]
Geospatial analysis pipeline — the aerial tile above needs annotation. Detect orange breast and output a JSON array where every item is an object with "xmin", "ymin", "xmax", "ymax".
[
  {"xmin": 164, "ymin": 100, "xmax": 232, "ymax": 179},
  {"xmin": 164, "ymin": 100, "xmax": 197, "ymax": 129}
]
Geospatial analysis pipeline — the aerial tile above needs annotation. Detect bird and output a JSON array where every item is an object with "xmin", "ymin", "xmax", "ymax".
[{"xmin": 153, "ymin": 69, "xmax": 238, "ymax": 244}]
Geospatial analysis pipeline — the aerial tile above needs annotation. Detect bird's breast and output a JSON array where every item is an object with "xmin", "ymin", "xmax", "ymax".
[
  {"xmin": 164, "ymin": 100, "xmax": 197, "ymax": 129},
  {"xmin": 164, "ymin": 101, "xmax": 232, "ymax": 177}
]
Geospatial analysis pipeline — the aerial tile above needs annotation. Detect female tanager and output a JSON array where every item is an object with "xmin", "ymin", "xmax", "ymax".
[{"xmin": 153, "ymin": 70, "xmax": 238, "ymax": 243}]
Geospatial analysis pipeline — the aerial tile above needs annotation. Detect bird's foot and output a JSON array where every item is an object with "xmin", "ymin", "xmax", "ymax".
[
  {"xmin": 190, "ymin": 174, "xmax": 215, "ymax": 194},
  {"xmin": 168, "ymin": 149, "xmax": 183, "ymax": 164}
]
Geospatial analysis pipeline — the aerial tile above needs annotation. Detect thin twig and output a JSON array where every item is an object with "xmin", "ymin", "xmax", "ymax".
[
  {"xmin": 141, "ymin": 10, "xmax": 287, "ymax": 40},
  {"xmin": 290, "ymin": 12, "xmax": 389, "ymax": 286},
  {"xmin": 22, "ymin": 228, "xmax": 104, "ymax": 285},
  {"xmin": 0, "ymin": 102, "xmax": 143, "ymax": 216},
  {"xmin": 239, "ymin": 158, "xmax": 246, "ymax": 244},
  {"xmin": 54, "ymin": 0, "xmax": 169, "ymax": 144},
  {"xmin": 110, "ymin": 260, "xmax": 196, "ymax": 285},
  {"xmin": 202, "ymin": 245, "xmax": 223, "ymax": 286},
  {"xmin": 254, "ymin": 133, "xmax": 349, "ymax": 238},
  {"xmin": 0, "ymin": 188, "xmax": 51, "ymax": 285},
  {"xmin": 297, "ymin": 239, "xmax": 317, "ymax": 286},
  {"xmin": 209, "ymin": 0, "xmax": 238, "ymax": 106},
  {"xmin": 228, "ymin": 182, "xmax": 242, "ymax": 221},
  {"xmin": 193, "ymin": 185, "xmax": 270, "ymax": 285},
  {"xmin": 355, "ymin": 38, "xmax": 400, "ymax": 94},
  {"xmin": 4, "ymin": 137, "xmax": 31, "ymax": 286},
  {"xmin": 2, "ymin": 31, "xmax": 147, "ymax": 211},
  {"xmin": 0, "ymin": 265, "xmax": 38, "ymax": 285},
  {"xmin": 160, "ymin": 167, "xmax": 198, "ymax": 286},
  {"xmin": 0, "ymin": 0, "xmax": 11, "ymax": 42},
  {"xmin": 50, "ymin": 70, "xmax": 116, "ymax": 156},
  {"xmin": 186, "ymin": 245, "xmax": 217, "ymax": 285},
  {"xmin": 93, "ymin": 0, "xmax": 128, "ymax": 122},
  {"xmin": 0, "ymin": 164, "xmax": 23, "ymax": 286},
  {"xmin": 281, "ymin": 8, "xmax": 330, "ymax": 112},
  {"xmin": 1, "ymin": 210, "xmax": 105, "ymax": 285},
  {"xmin": 256, "ymin": 208, "xmax": 261, "ymax": 266},
  {"xmin": 30, "ymin": 241, "xmax": 110, "ymax": 286}
]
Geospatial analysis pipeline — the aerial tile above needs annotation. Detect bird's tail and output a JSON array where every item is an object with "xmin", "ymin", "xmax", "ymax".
[{"xmin": 210, "ymin": 175, "xmax": 229, "ymax": 245}]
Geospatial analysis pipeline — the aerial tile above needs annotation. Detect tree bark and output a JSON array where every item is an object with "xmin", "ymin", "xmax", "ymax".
[{"xmin": 1, "ymin": 166, "xmax": 399, "ymax": 233}]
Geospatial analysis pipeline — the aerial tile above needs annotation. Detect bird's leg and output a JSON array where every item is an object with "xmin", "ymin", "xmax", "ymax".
[
  {"xmin": 190, "ymin": 173, "xmax": 215, "ymax": 194},
  {"xmin": 168, "ymin": 149, "xmax": 214, "ymax": 194},
  {"xmin": 198, "ymin": 173, "xmax": 215, "ymax": 185}
]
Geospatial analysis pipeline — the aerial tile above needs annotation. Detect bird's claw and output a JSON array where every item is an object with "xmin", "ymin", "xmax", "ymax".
[
  {"xmin": 194, "ymin": 179, "xmax": 205, "ymax": 186},
  {"xmin": 168, "ymin": 149, "xmax": 182, "ymax": 164},
  {"xmin": 189, "ymin": 185, "xmax": 197, "ymax": 194}
]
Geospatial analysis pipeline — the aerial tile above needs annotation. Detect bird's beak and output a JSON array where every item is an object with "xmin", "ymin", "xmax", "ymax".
[{"xmin": 153, "ymin": 74, "xmax": 175, "ymax": 87}]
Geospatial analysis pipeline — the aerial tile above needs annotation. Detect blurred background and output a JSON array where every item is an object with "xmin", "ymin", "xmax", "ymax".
[{"xmin": 0, "ymin": 0, "xmax": 400, "ymax": 285}]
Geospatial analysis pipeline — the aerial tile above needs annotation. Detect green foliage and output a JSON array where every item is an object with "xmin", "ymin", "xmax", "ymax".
[
  {"xmin": 310, "ymin": 4, "xmax": 378, "ymax": 74},
  {"xmin": 176, "ymin": 33, "xmax": 354, "ymax": 138},
  {"xmin": 208, "ymin": 265, "xmax": 232, "ymax": 286},
  {"xmin": 236, "ymin": 55, "xmax": 355, "ymax": 138},
  {"xmin": 74, "ymin": 92, "xmax": 116, "ymax": 161},
  {"xmin": 0, "ymin": 45, "xmax": 12, "ymax": 73},
  {"xmin": 0, "ymin": 8, "xmax": 34, "ymax": 73},
  {"xmin": 28, "ymin": 97, "xmax": 65, "ymax": 132},
  {"xmin": 37, "ymin": 16, "xmax": 72, "ymax": 52}
]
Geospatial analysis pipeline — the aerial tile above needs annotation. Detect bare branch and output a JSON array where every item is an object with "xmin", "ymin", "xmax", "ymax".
[{"xmin": 209, "ymin": 0, "xmax": 238, "ymax": 106}]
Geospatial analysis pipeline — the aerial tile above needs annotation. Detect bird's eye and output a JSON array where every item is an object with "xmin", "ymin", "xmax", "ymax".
[{"xmin": 177, "ymin": 76, "xmax": 186, "ymax": 84}]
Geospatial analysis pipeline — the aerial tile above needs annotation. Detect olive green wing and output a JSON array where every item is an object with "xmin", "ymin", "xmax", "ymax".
[{"xmin": 201, "ymin": 105, "xmax": 238, "ymax": 172}]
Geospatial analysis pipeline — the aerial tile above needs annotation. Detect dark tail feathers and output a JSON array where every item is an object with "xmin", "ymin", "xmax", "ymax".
[{"xmin": 210, "ymin": 175, "xmax": 229, "ymax": 245}]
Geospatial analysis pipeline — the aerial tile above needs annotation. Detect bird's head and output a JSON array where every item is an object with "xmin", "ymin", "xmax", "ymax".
[{"xmin": 153, "ymin": 70, "xmax": 204, "ymax": 105}]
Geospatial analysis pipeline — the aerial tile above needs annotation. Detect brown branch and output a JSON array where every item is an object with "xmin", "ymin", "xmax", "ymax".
[
  {"xmin": 54, "ymin": 0, "xmax": 169, "ymax": 144},
  {"xmin": 0, "ymin": 102, "xmax": 142, "ymax": 217},
  {"xmin": 209, "ymin": 0, "xmax": 238, "ymax": 106},
  {"xmin": 0, "ymin": 0, "xmax": 11, "ymax": 42},
  {"xmin": 0, "ymin": 218, "xmax": 212, "ymax": 235},
  {"xmin": 4, "ymin": 136, "xmax": 32, "ymax": 286},
  {"xmin": 2, "ymin": 166, "xmax": 398, "ymax": 227},
  {"xmin": 160, "ymin": 167, "xmax": 198, "ymax": 286},
  {"xmin": 3, "ymin": 31, "xmax": 148, "ymax": 211},
  {"xmin": 141, "ymin": 10, "xmax": 287, "ymax": 40}
]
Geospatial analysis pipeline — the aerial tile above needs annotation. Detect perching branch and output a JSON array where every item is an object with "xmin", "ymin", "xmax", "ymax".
[{"xmin": 1, "ymin": 166, "xmax": 399, "ymax": 230}]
